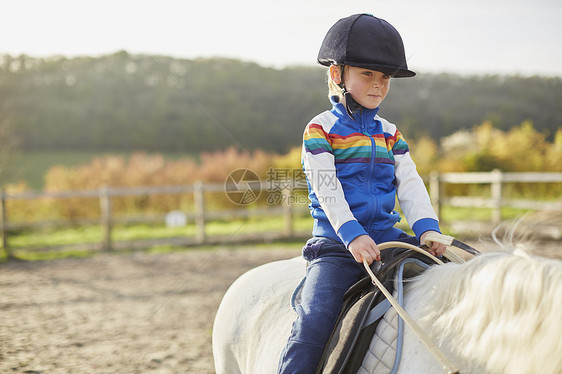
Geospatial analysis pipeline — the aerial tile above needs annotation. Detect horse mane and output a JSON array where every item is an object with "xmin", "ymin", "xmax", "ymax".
[{"xmin": 406, "ymin": 247, "xmax": 562, "ymax": 374}]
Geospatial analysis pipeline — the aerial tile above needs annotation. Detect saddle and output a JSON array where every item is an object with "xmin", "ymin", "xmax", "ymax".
[{"xmin": 313, "ymin": 249, "xmax": 440, "ymax": 374}]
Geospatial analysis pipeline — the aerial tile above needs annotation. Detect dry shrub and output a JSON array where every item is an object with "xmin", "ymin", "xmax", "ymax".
[
  {"xmin": 18, "ymin": 122, "xmax": 562, "ymax": 223},
  {"xmin": 2, "ymin": 181, "xmax": 55, "ymax": 224},
  {"xmin": 41, "ymin": 149, "xmax": 283, "ymax": 220},
  {"xmin": 43, "ymin": 153, "xmax": 201, "ymax": 221},
  {"xmin": 197, "ymin": 147, "xmax": 277, "ymax": 210}
]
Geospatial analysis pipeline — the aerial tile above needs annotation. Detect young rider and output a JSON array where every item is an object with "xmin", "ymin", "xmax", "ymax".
[{"xmin": 278, "ymin": 13, "xmax": 446, "ymax": 374}]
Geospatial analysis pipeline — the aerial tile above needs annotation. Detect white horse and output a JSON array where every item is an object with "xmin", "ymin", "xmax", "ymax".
[{"xmin": 213, "ymin": 245, "xmax": 562, "ymax": 374}]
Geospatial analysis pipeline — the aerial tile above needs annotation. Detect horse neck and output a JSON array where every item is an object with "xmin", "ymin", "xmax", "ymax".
[{"xmin": 405, "ymin": 251, "xmax": 562, "ymax": 374}]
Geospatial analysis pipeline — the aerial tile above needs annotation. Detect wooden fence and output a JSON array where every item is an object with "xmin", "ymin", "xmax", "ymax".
[
  {"xmin": 0, "ymin": 183, "xmax": 308, "ymax": 258},
  {"xmin": 429, "ymin": 170, "xmax": 562, "ymax": 221},
  {"xmin": 1, "ymin": 170, "xmax": 561, "ymax": 257},
  {"xmin": 429, "ymin": 170, "xmax": 562, "ymax": 237}
]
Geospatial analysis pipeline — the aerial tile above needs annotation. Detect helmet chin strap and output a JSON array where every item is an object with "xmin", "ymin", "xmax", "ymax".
[
  {"xmin": 338, "ymin": 65, "xmax": 364, "ymax": 120},
  {"xmin": 341, "ymin": 88, "xmax": 363, "ymax": 120}
]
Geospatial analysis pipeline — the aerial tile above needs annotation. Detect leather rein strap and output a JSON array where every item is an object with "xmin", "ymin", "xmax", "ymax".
[{"xmin": 362, "ymin": 234, "xmax": 479, "ymax": 374}]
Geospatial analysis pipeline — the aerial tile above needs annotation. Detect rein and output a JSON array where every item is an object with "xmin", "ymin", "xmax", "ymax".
[{"xmin": 362, "ymin": 234, "xmax": 479, "ymax": 374}]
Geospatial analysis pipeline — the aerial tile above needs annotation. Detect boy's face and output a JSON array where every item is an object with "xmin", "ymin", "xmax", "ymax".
[{"xmin": 331, "ymin": 65, "xmax": 390, "ymax": 109}]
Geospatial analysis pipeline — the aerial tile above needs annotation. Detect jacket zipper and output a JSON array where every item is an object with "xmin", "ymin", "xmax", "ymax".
[{"xmin": 363, "ymin": 120, "xmax": 378, "ymax": 236}]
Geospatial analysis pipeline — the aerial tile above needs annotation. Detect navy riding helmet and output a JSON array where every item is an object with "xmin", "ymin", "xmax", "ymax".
[{"xmin": 317, "ymin": 13, "xmax": 415, "ymax": 78}]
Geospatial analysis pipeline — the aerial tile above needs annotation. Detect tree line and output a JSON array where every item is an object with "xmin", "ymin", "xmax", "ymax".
[{"xmin": 1, "ymin": 51, "xmax": 561, "ymax": 154}]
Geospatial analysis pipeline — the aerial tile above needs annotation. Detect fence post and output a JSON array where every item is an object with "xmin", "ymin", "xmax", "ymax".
[
  {"xmin": 194, "ymin": 181, "xmax": 206, "ymax": 244},
  {"xmin": 99, "ymin": 186, "xmax": 113, "ymax": 251},
  {"xmin": 0, "ymin": 189, "xmax": 13, "ymax": 258},
  {"xmin": 282, "ymin": 188, "xmax": 293, "ymax": 237},
  {"xmin": 491, "ymin": 169, "xmax": 503, "ymax": 225},
  {"xmin": 429, "ymin": 171, "xmax": 442, "ymax": 223}
]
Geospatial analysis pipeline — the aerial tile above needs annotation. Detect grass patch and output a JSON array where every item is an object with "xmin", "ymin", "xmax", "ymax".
[
  {"xmin": 2, "ymin": 214, "xmax": 313, "ymax": 255},
  {"xmin": 4, "ymin": 249, "xmax": 98, "ymax": 262},
  {"xmin": 1, "ymin": 217, "xmax": 311, "ymax": 262},
  {"xmin": 1, "ymin": 205, "xmax": 538, "ymax": 263},
  {"xmin": 440, "ymin": 206, "xmax": 531, "ymax": 222},
  {"xmin": 8, "ymin": 226, "xmax": 103, "ymax": 248}
]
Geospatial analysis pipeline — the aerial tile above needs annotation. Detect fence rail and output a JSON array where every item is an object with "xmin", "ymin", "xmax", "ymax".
[
  {"xmin": 429, "ymin": 170, "xmax": 562, "ymax": 231},
  {"xmin": 0, "ymin": 183, "xmax": 308, "ymax": 258},
  {"xmin": 429, "ymin": 170, "xmax": 562, "ymax": 239},
  {"xmin": 1, "ymin": 171, "xmax": 561, "ymax": 258}
]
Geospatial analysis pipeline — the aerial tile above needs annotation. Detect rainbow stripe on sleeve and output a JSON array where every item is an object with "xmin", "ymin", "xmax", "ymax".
[
  {"xmin": 303, "ymin": 124, "xmax": 333, "ymax": 155},
  {"xmin": 387, "ymin": 130, "xmax": 409, "ymax": 156}
]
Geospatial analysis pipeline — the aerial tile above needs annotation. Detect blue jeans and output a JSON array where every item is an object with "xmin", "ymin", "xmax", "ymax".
[{"xmin": 277, "ymin": 234, "xmax": 418, "ymax": 374}]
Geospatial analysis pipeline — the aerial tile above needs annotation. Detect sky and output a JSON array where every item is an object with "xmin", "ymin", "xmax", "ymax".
[{"xmin": 1, "ymin": 0, "xmax": 561, "ymax": 77}]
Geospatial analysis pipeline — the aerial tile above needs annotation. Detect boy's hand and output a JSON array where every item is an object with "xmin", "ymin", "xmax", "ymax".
[
  {"xmin": 348, "ymin": 235, "xmax": 381, "ymax": 265},
  {"xmin": 420, "ymin": 231, "xmax": 447, "ymax": 257}
]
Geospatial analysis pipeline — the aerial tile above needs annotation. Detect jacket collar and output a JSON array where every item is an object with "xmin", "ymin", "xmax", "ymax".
[{"xmin": 329, "ymin": 95, "xmax": 380, "ymax": 131}]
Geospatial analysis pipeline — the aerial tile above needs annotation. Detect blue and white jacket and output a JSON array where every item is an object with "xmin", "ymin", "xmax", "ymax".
[{"xmin": 302, "ymin": 96, "xmax": 440, "ymax": 248}]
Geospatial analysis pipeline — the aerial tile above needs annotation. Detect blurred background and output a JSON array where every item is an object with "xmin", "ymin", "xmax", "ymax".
[
  {"xmin": 1, "ymin": 0, "xmax": 561, "ymax": 257},
  {"xmin": 1, "ymin": 3, "xmax": 561, "ymax": 372}
]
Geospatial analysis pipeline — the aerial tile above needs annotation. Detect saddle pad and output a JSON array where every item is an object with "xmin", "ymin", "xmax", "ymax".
[
  {"xmin": 358, "ymin": 302, "xmax": 399, "ymax": 374},
  {"xmin": 314, "ymin": 252, "xmax": 434, "ymax": 374}
]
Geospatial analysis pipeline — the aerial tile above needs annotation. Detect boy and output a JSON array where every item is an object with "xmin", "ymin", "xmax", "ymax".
[{"xmin": 278, "ymin": 14, "xmax": 445, "ymax": 374}]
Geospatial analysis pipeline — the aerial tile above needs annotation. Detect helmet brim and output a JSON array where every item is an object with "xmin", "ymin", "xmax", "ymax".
[
  {"xmin": 318, "ymin": 59, "xmax": 415, "ymax": 78},
  {"xmin": 346, "ymin": 61, "xmax": 416, "ymax": 78}
]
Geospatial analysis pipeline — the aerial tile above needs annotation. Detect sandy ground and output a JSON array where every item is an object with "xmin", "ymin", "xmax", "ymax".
[
  {"xmin": 1, "ymin": 240, "xmax": 560, "ymax": 374},
  {"xmin": 0, "ymin": 245, "xmax": 301, "ymax": 374}
]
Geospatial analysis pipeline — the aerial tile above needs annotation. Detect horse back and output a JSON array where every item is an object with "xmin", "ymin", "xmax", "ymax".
[{"xmin": 212, "ymin": 256, "xmax": 306, "ymax": 374}]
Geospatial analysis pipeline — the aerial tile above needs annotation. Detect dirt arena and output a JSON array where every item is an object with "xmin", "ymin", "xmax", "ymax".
[
  {"xmin": 0, "ymin": 245, "xmax": 301, "ymax": 374},
  {"xmin": 1, "ymin": 240, "xmax": 559, "ymax": 374}
]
